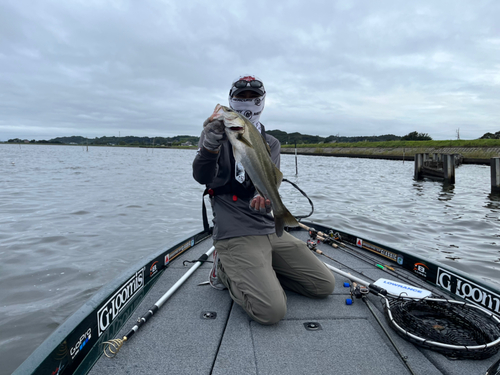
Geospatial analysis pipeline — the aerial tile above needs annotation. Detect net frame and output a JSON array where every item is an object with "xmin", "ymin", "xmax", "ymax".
[{"xmin": 381, "ymin": 295, "xmax": 500, "ymax": 359}]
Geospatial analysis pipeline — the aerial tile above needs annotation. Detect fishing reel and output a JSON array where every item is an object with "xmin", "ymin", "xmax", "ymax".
[
  {"xmin": 307, "ymin": 238, "xmax": 319, "ymax": 250},
  {"xmin": 351, "ymin": 282, "xmax": 369, "ymax": 300},
  {"xmin": 306, "ymin": 228, "xmax": 320, "ymax": 250},
  {"xmin": 327, "ymin": 230, "xmax": 342, "ymax": 241},
  {"xmin": 308, "ymin": 228, "xmax": 318, "ymax": 239}
]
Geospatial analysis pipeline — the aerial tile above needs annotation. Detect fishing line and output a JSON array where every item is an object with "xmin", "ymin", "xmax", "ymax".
[{"xmin": 282, "ymin": 178, "xmax": 313, "ymax": 219}]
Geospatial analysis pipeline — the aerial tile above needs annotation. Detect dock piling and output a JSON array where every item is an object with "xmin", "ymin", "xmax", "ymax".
[
  {"xmin": 491, "ymin": 158, "xmax": 500, "ymax": 193},
  {"xmin": 414, "ymin": 153, "xmax": 423, "ymax": 180},
  {"xmin": 443, "ymin": 154, "xmax": 455, "ymax": 184}
]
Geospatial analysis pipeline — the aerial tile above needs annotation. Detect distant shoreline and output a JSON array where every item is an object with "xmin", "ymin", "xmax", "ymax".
[
  {"xmin": 0, "ymin": 143, "xmax": 195, "ymax": 150},
  {"xmin": 280, "ymin": 146, "xmax": 500, "ymax": 165},
  {"xmin": 3, "ymin": 142, "xmax": 499, "ymax": 165}
]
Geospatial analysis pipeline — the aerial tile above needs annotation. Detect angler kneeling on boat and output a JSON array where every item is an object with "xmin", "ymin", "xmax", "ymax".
[{"xmin": 192, "ymin": 75, "xmax": 335, "ymax": 325}]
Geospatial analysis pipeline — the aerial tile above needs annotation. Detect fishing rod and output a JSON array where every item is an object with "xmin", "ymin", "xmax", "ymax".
[
  {"xmin": 308, "ymin": 236, "xmax": 500, "ymax": 360},
  {"xmin": 103, "ymin": 245, "xmax": 216, "ymax": 358},
  {"xmin": 300, "ymin": 222, "xmax": 431, "ymax": 291},
  {"xmin": 304, "ymin": 232, "xmax": 419, "ymax": 373},
  {"xmin": 486, "ymin": 357, "xmax": 500, "ymax": 375},
  {"xmin": 301, "ymin": 221, "xmax": 500, "ymax": 369}
]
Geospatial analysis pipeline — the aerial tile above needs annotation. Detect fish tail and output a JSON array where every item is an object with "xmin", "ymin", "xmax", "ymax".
[{"xmin": 274, "ymin": 209, "xmax": 300, "ymax": 237}]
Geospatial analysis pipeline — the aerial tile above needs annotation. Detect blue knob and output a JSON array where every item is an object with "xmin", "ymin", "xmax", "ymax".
[
  {"xmin": 346, "ymin": 298, "xmax": 353, "ymax": 305},
  {"xmin": 343, "ymin": 282, "xmax": 350, "ymax": 287}
]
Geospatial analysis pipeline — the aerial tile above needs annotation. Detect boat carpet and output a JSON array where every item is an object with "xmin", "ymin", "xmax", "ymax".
[{"xmin": 88, "ymin": 231, "xmax": 500, "ymax": 375}]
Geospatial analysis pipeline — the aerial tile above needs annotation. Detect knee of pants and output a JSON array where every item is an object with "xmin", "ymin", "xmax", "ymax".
[
  {"xmin": 313, "ymin": 274, "xmax": 336, "ymax": 299},
  {"xmin": 251, "ymin": 301, "xmax": 287, "ymax": 325},
  {"xmin": 247, "ymin": 296, "xmax": 286, "ymax": 325}
]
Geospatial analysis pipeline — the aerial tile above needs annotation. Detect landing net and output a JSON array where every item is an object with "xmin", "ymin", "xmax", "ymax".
[{"xmin": 384, "ymin": 297, "xmax": 500, "ymax": 359}]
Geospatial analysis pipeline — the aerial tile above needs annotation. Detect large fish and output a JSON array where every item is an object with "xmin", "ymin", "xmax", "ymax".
[{"xmin": 208, "ymin": 104, "xmax": 299, "ymax": 237}]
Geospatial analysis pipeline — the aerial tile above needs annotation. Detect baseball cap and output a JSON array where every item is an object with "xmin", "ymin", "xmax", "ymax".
[{"xmin": 229, "ymin": 75, "xmax": 266, "ymax": 97}]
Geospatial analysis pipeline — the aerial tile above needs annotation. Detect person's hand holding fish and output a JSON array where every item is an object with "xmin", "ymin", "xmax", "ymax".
[
  {"xmin": 250, "ymin": 195, "xmax": 272, "ymax": 214},
  {"xmin": 202, "ymin": 117, "xmax": 226, "ymax": 152}
]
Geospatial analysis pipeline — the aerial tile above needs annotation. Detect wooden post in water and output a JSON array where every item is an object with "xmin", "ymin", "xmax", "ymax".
[
  {"xmin": 442, "ymin": 154, "xmax": 455, "ymax": 184},
  {"xmin": 491, "ymin": 157, "xmax": 500, "ymax": 193},
  {"xmin": 295, "ymin": 141, "xmax": 298, "ymax": 175},
  {"xmin": 414, "ymin": 153, "xmax": 423, "ymax": 180}
]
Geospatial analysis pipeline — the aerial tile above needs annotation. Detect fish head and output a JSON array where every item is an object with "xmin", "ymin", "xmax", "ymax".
[{"xmin": 209, "ymin": 104, "xmax": 247, "ymax": 137}]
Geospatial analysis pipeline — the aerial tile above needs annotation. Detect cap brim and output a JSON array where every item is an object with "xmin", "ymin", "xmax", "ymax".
[{"xmin": 231, "ymin": 87, "xmax": 265, "ymax": 97}]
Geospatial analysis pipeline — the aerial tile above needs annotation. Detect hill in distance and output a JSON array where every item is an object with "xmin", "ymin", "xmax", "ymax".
[{"xmin": 7, "ymin": 130, "xmax": 496, "ymax": 146}]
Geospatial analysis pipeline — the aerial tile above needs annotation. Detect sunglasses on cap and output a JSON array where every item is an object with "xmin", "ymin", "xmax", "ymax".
[{"xmin": 233, "ymin": 80, "xmax": 264, "ymax": 89}]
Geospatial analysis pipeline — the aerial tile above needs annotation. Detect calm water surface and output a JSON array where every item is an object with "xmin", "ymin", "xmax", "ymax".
[{"xmin": 1, "ymin": 144, "xmax": 499, "ymax": 374}]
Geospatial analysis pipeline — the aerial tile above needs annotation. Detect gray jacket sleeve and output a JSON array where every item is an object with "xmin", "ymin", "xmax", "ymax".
[{"xmin": 192, "ymin": 131, "xmax": 220, "ymax": 185}]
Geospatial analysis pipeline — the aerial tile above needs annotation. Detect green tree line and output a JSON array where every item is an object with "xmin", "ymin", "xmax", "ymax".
[
  {"xmin": 8, "ymin": 130, "xmax": 499, "ymax": 146},
  {"xmin": 6, "ymin": 135, "xmax": 200, "ymax": 146},
  {"xmin": 480, "ymin": 131, "xmax": 500, "ymax": 139},
  {"xmin": 265, "ymin": 130, "xmax": 430, "ymax": 144}
]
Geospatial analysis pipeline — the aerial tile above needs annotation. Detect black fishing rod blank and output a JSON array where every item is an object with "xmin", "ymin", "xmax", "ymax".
[
  {"xmin": 319, "ymin": 253, "xmax": 500, "ymax": 360},
  {"xmin": 103, "ymin": 245, "xmax": 216, "ymax": 358}
]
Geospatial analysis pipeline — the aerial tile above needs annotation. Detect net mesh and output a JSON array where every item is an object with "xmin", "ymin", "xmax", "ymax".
[{"xmin": 386, "ymin": 298, "xmax": 500, "ymax": 359}]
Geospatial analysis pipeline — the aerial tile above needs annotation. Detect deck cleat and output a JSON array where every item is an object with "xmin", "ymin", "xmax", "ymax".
[
  {"xmin": 201, "ymin": 311, "xmax": 217, "ymax": 320},
  {"xmin": 304, "ymin": 322, "xmax": 322, "ymax": 331}
]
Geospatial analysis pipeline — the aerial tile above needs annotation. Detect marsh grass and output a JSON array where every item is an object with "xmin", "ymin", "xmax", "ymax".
[
  {"xmin": 281, "ymin": 139, "xmax": 500, "ymax": 159},
  {"xmin": 282, "ymin": 139, "xmax": 500, "ymax": 149}
]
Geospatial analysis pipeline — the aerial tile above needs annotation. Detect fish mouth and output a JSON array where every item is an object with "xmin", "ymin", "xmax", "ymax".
[{"xmin": 227, "ymin": 126, "xmax": 243, "ymax": 131}]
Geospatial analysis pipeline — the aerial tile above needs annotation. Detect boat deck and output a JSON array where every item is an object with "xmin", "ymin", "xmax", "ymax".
[{"xmin": 87, "ymin": 231, "xmax": 500, "ymax": 375}]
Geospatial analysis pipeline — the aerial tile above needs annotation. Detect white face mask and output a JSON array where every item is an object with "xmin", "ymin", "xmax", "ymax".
[{"xmin": 228, "ymin": 94, "xmax": 266, "ymax": 131}]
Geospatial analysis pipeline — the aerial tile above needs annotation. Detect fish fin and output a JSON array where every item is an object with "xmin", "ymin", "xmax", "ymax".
[
  {"xmin": 236, "ymin": 133, "xmax": 254, "ymax": 149},
  {"xmin": 274, "ymin": 165, "xmax": 283, "ymax": 190},
  {"xmin": 274, "ymin": 209, "xmax": 299, "ymax": 237},
  {"xmin": 208, "ymin": 104, "xmax": 223, "ymax": 121},
  {"xmin": 255, "ymin": 187, "xmax": 266, "ymax": 198}
]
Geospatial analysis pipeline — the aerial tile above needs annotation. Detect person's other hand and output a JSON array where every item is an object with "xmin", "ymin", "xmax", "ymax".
[
  {"xmin": 203, "ymin": 118, "xmax": 226, "ymax": 152},
  {"xmin": 250, "ymin": 195, "xmax": 272, "ymax": 214}
]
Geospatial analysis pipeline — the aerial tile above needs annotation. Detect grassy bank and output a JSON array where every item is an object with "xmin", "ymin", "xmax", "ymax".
[
  {"xmin": 280, "ymin": 139, "xmax": 500, "ymax": 162},
  {"xmin": 281, "ymin": 139, "xmax": 500, "ymax": 149}
]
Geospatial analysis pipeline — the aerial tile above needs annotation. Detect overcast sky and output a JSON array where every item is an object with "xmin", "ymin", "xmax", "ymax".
[{"xmin": 1, "ymin": 0, "xmax": 499, "ymax": 141}]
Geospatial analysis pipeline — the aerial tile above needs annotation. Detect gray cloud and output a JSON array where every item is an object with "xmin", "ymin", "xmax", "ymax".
[{"xmin": 1, "ymin": 0, "xmax": 499, "ymax": 141}]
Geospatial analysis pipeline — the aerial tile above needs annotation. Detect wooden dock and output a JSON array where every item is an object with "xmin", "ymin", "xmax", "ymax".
[{"xmin": 414, "ymin": 153, "xmax": 460, "ymax": 184}]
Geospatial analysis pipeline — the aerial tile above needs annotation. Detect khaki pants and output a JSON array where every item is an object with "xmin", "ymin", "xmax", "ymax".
[{"xmin": 214, "ymin": 232, "xmax": 336, "ymax": 325}]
